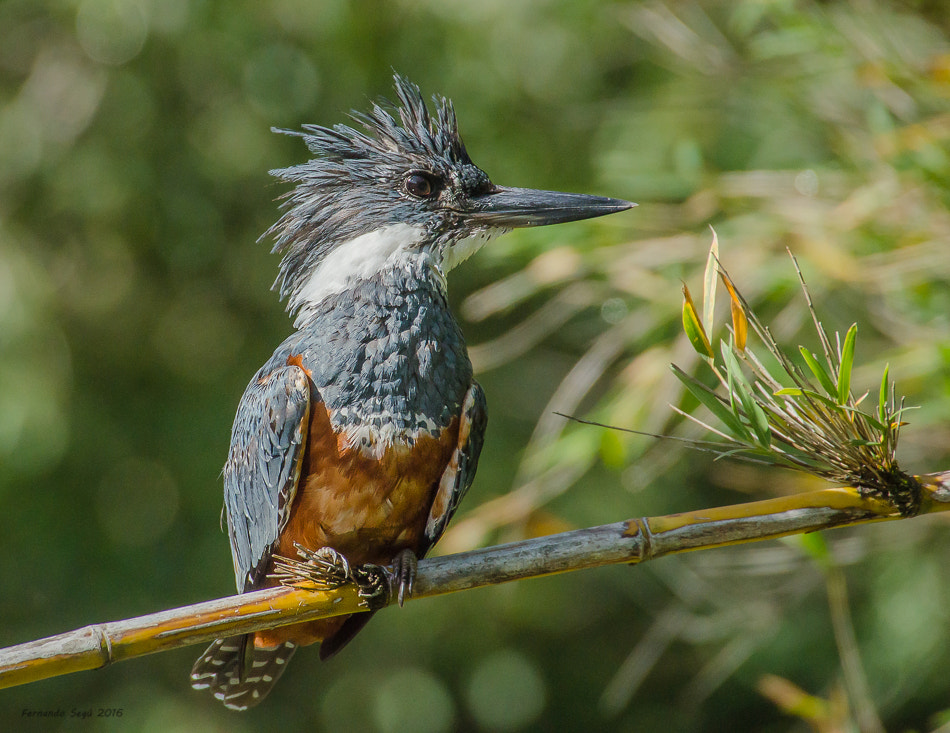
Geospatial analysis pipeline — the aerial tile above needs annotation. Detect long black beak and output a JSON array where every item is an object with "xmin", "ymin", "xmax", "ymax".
[{"xmin": 467, "ymin": 186, "xmax": 635, "ymax": 228}]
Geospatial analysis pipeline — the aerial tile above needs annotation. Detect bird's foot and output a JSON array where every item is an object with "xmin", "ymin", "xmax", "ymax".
[
  {"xmin": 270, "ymin": 543, "xmax": 354, "ymax": 590},
  {"xmin": 354, "ymin": 549, "xmax": 418, "ymax": 610},
  {"xmin": 270, "ymin": 545, "xmax": 418, "ymax": 610},
  {"xmin": 391, "ymin": 548, "xmax": 418, "ymax": 607},
  {"xmin": 351, "ymin": 564, "xmax": 389, "ymax": 610}
]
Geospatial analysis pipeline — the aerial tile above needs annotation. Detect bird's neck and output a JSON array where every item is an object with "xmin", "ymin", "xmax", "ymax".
[
  {"xmin": 287, "ymin": 223, "xmax": 447, "ymax": 327},
  {"xmin": 292, "ymin": 253, "xmax": 449, "ymax": 331}
]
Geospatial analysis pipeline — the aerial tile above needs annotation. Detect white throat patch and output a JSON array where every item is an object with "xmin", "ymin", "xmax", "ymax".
[
  {"xmin": 442, "ymin": 230, "xmax": 498, "ymax": 273},
  {"xmin": 292, "ymin": 222, "xmax": 426, "ymax": 320}
]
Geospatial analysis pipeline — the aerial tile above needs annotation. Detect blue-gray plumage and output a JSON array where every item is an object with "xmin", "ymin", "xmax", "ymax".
[
  {"xmin": 222, "ymin": 365, "xmax": 310, "ymax": 592},
  {"xmin": 190, "ymin": 73, "xmax": 633, "ymax": 711}
]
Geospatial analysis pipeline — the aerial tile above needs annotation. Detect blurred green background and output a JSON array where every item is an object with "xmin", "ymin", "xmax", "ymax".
[{"xmin": 3, "ymin": 0, "xmax": 950, "ymax": 731}]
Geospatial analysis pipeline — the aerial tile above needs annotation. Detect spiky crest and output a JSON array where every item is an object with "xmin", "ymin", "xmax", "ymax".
[{"xmin": 264, "ymin": 74, "xmax": 482, "ymax": 312}]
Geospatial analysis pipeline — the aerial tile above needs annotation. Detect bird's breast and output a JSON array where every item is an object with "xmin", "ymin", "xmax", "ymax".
[
  {"xmin": 283, "ymin": 264, "xmax": 473, "ymax": 458},
  {"xmin": 272, "ymin": 399, "xmax": 459, "ymax": 568}
]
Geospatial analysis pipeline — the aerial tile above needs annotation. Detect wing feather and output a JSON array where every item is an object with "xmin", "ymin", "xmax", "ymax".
[
  {"xmin": 422, "ymin": 381, "xmax": 488, "ymax": 553},
  {"xmin": 224, "ymin": 365, "xmax": 311, "ymax": 592}
]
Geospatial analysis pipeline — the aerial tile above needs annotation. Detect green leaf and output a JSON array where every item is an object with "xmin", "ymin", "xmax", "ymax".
[
  {"xmin": 844, "ymin": 408, "xmax": 885, "ymax": 432},
  {"xmin": 682, "ymin": 284, "xmax": 714, "ymax": 359},
  {"xmin": 836, "ymin": 324, "xmax": 857, "ymax": 405},
  {"xmin": 722, "ymin": 343, "xmax": 771, "ymax": 448},
  {"xmin": 774, "ymin": 388, "xmax": 804, "ymax": 396},
  {"xmin": 848, "ymin": 438, "xmax": 882, "ymax": 447},
  {"xmin": 750, "ymin": 401, "xmax": 772, "ymax": 448},
  {"xmin": 778, "ymin": 387, "xmax": 839, "ymax": 409},
  {"xmin": 878, "ymin": 364, "xmax": 890, "ymax": 425},
  {"xmin": 671, "ymin": 364, "xmax": 752, "ymax": 441},
  {"xmin": 799, "ymin": 346, "xmax": 838, "ymax": 398},
  {"xmin": 776, "ymin": 387, "xmax": 874, "ymax": 428}
]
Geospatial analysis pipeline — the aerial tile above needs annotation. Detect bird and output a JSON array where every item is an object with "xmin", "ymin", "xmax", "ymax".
[{"xmin": 189, "ymin": 73, "xmax": 633, "ymax": 710}]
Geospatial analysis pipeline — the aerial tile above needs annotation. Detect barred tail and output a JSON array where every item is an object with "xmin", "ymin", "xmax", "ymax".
[{"xmin": 190, "ymin": 635, "xmax": 297, "ymax": 711}]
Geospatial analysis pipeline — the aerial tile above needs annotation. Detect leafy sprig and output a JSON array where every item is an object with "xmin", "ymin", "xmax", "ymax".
[{"xmin": 675, "ymin": 234, "xmax": 918, "ymax": 513}]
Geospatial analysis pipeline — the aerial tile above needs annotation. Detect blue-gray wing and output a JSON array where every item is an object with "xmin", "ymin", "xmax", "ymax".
[
  {"xmin": 422, "ymin": 381, "xmax": 488, "ymax": 554},
  {"xmin": 223, "ymin": 365, "xmax": 311, "ymax": 592}
]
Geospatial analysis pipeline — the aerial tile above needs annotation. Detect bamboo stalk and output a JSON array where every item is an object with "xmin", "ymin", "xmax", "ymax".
[{"xmin": 3, "ymin": 473, "xmax": 948, "ymax": 691}]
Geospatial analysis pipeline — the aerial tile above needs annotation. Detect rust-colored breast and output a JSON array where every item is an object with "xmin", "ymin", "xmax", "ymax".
[{"xmin": 255, "ymin": 399, "xmax": 459, "ymax": 648}]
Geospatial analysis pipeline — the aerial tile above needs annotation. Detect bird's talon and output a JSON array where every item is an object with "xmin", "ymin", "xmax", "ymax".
[
  {"xmin": 350, "ymin": 550, "xmax": 417, "ymax": 609},
  {"xmin": 352, "ymin": 564, "xmax": 390, "ymax": 610},
  {"xmin": 269, "ymin": 544, "xmax": 355, "ymax": 589},
  {"xmin": 391, "ymin": 549, "xmax": 418, "ymax": 608}
]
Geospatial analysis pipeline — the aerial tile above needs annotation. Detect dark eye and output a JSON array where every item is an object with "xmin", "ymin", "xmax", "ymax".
[{"xmin": 404, "ymin": 172, "xmax": 439, "ymax": 198}]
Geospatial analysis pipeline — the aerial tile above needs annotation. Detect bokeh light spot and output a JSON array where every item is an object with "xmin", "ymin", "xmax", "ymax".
[
  {"xmin": 76, "ymin": 0, "xmax": 149, "ymax": 66},
  {"xmin": 601, "ymin": 297, "xmax": 629, "ymax": 324},
  {"xmin": 466, "ymin": 649, "xmax": 547, "ymax": 731},
  {"xmin": 372, "ymin": 667, "xmax": 455, "ymax": 733},
  {"xmin": 243, "ymin": 44, "xmax": 319, "ymax": 119}
]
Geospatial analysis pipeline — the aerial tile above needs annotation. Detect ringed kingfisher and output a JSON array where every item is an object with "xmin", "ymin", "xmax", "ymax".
[{"xmin": 190, "ymin": 73, "xmax": 633, "ymax": 710}]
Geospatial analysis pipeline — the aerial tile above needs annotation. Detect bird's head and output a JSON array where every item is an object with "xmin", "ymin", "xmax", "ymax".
[{"xmin": 267, "ymin": 73, "xmax": 633, "ymax": 319}]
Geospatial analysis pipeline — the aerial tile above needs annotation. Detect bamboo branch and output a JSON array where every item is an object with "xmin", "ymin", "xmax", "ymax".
[{"xmin": 3, "ymin": 473, "xmax": 949, "ymax": 692}]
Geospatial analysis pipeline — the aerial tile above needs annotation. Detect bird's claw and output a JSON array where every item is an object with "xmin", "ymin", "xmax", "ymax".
[
  {"xmin": 269, "ymin": 543, "xmax": 354, "ymax": 590},
  {"xmin": 352, "ymin": 564, "xmax": 390, "ymax": 610},
  {"xmin": 354, "ymin": 549, "xmax": 418, "ymax": 609},
  {"xmin": 391, "ymin": 548, "xmax": 418, "ymax": 607},
  {"xmin": 269, "ymin": 545, "xmax": 418, "ymax": 609}
]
